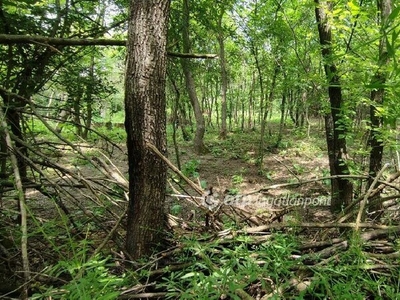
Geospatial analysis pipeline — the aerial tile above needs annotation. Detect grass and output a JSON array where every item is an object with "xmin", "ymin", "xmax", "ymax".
[{"xmin": 13, "ymin": 116, "xmax": 400, "ymax": 299}]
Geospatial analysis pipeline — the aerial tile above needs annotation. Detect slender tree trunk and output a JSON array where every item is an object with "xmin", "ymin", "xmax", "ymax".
[
  {"xmin": 83, "ymin": 51, "xmax": 95, "ymax": 139},
  {"xmin": 368, "ymin": 0, "xmax": 392, "ymax": 217},
  {"xmin": 125, "ymin": 0, "xmax": 170, "ymax": 259},
  {"xmin": 258, "ymin": 66, "xmax": 278, "ymax": 168},
  {"xmin": 248, "ymin": 72, "xmax": 255, "ymax": 130},
  {"xmin": 251, "ymin": 45, "xmax": 264, "ymax": 127},
  {"xmin": 73, "ymin": 96, "xmax": 82, "ymax": 136},
  {"xmin": 217, "ymin": 12, "xmax": 228, "ymax": 139},
  {"xmin": 315, "ymin": 0, "xmax": 353, "ymax": 213},
  {"xmin": 241, "ymin": 98, "xmax": 245, "ymax": 132},
  {"xmin": 215, "ymin": 81, "xmax": 220, "ymax": 128},
  {"xmin": 181, "ymin": 0, "xmax": 207, "ymax": 154},
  {"xmin": 168, "ymin": 74, "xmax": 182, "ymax": 170},
  {"xmin": 276, "ymin": 92, "xmax": 286, "ymax": 147}
]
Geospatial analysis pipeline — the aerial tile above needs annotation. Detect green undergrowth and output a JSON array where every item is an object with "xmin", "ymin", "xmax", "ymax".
[
  {"xmin": 31, "ymin": 228, "xmax": 399, "ymax": 299},
  {"xmin": 34, "ymin": 231, "xmax": 399, "ymax": 299},
  {"xmin": 18, "ymin": 207, "xmax": 400, "ymax": 299},
  {"xmin": 152, "ymin": 231, "xmax": 400, "ymax": 299}
]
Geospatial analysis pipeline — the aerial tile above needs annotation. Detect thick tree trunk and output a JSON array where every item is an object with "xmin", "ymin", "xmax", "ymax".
[
  {"xmin": 181, "ymin": 0, "xmax": 207, "ymax": 154},
  {"xmin": 315, "ymin": 0, "xmax": 353, "ymax": 213},
  {"xmin": 124, "ymin": 0, "xmax": 170, "ymax": 259}
]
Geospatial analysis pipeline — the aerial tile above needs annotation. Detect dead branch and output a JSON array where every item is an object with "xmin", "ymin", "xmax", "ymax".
[
  {"xmin": 119, "ymin": 292, "xmax": 167, "ymax": 299},
  {"xmin": 147, "ymin": 142, "xmax": 204, "ymax": 197},
  {"xmin": 0, "ymin": 101, "xmax": 30, "ymax": 298},
  {"xmin": 242, "ymin": 222, "xmax": 395, "ymax": 234},
  {"xmin": 355, "ymin": 163, "xmax": 389, "ymax": 230},
  {"xmin": 273, "ymin": 156, "xmax": 301, "ymax": 182},
  {"xmin": 299, "ymin": 238, "xmax": 344, "ymax": 250},
  {"xmin": 0, "ymin": 34, "xmax": 217, "ymax": 58},
  {"xmin": 91, "ymin": 155, "xmax": 128, "ymax": 190},
  {"xmin": 249, "ymin": 173, "xmax": 399, "ymax": 196},
  {"xmin": 360, "ymin": 225, "xmax": 400, "ymax": 241}
]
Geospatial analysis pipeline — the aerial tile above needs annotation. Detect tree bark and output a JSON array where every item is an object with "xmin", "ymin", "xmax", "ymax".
[
  {"xmin": 124, "ymin": 0, "xmax": 170, "ymax": 259},
  {"xmin": 181, "ymin": 0, "xmax": 207, "ymax": 154},
  {"xmin": 315, "ymin": 0, "xmax": 353, "ymax": 213},
  {"xmin": 368, "ymin": 0, "xmax": 392, "ymax": 216}
]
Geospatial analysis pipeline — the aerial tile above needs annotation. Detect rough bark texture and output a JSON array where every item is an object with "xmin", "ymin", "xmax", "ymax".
[
  {"xmin": 368, "ymin": 0, "xmax": 392, "ymax": 215},
  {"xmin": 181, "ymin": 0, "xmax": 207, "ymax": 154},
  {"xmin": 368, "ymin": 0, "xmax": 391, "ymax": 179},
  {"xmin": 315, "ymin": 0, "xmax": 353, "ymax": 213},
  {"xmin": 125, "ymin": 0, "xmax": 170, "ymax": 259}
]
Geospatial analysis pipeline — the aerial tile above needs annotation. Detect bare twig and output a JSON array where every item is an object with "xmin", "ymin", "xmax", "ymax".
[
  {"xmin": 355, "ymin": 163, "xmax": 389, "ymax": 231},
  {"xmin": 0, "ymin": 103, "xmax": 30, "ymax": 299}
]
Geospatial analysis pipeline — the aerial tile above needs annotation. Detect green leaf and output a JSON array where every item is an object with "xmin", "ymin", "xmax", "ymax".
[
  {"xmin": 347, "ymin": 0, "xmax": 360, "ymax": 16},
  {"xmin": 387, "ymin": 6, "xmax": 400, "ymax": 23},
  {"xmin": 181, "ymin": 271, "xmax": 198, "ymax": 279}
]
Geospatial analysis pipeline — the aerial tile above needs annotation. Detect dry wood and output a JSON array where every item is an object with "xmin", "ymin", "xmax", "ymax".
[
  {"xmin": 360, "ymin": 225, "xmax": 400, "ymax": 241},
  {"xmin": 247, "ymin": 173, "xmax": 399, "ymax": 196},
  {"xmin": 338, "ymin": 170, "xmax": 400, "ymax": 223},
  {"xmin": 0, "ymin": 34, "xmax": 218, "ymax": 58},
  {"xmin": 355, "ymin": 163, "xmax": 389, "ymax": 230},
  {"xmin": 242, "ymin": 222, "xmax": 395, "ymax": 234},
  {"xmin": 119, "ymin": 292, "xmax": 167, "ymax": 299},
  {"xmin": 91, "ymin": 155, "xmax": 128, "ymax": 190},
  {"xmin": 0, "ymin": 102, "xmax": 30, "ymax": 299},
  {"xmin": 146, "ymin": 142, "xmax": 204, "ymax": 197}
]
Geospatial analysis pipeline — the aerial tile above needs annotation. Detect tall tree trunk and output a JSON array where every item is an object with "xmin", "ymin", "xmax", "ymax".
[
  {"xmin": 168, "ymin": 74, "xmax": 182, "ymax": 170},
  {"xmin": 258, "ymin": 66, "xmax": 278, "ymax": 169},
  {"xmin": 181, "ymin": 0, "xmax": 207, "ymax": 154},
  {"xmin": 276, "ymin": 92, "xmax": 287, "ymax": 147},
  {"xmin": 125, "ymin": 0, "xmax": 170, "ymax": 259},
  {"xmin": 368, "ymin": 0, "xmax": 392, "ymax": 216},
  {"xmin": 315, "ymin": 0, "xmax": 353, "ymax": 213},
  {"xmin": 72, "ymin": 96, "xmax": 82, "ymax": 136},
  {"xmin": 83, "ymin": 50, "xmax": 95, "ymax": 139},
  {"xmin": 217, "ymin": 10, "xmax": 228, "ymax": 139},
  {"xmin": 248, "ymin": 72, "xmax": 256, "ymax": 130}
]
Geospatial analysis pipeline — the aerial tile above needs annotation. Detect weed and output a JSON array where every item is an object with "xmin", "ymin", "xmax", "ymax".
[
  {"xmin": 182, "ymin": 159, "xmax": 200, "ymax": 178},
  {"xmin": 231, "ymin": 174, "xmax": 244, "ymax": 185},
  {"xmin": 171, "ymin": 203, "xmax": 183, "ymax": 215},
  {"xmin": 292, "ymin": 163, "xmax": 305, "ymax": 175},
  {"xmin": 33, "ymin": 255, "xmax": 126, "ymax": 300}
]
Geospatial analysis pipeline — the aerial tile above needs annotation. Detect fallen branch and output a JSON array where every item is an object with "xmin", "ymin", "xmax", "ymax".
[
  {"xmin": 355, "ymin": 163, "xmax": 389, "ymax": 231},
  {"xmin": 146, "ymin": 142, "xmax": 204, "ymax": 197},
  {"xmin": 242, "ymin": 222, "xmax": 396, "ymax": 234},
  {"xmin": 0, "ymin": 101, "xmax": 30, "ymax": 299}
]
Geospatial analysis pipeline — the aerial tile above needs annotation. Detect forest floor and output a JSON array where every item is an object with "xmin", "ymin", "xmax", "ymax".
[
  {"xmin": 93, "ymin": 121, "xmax": 333, "ymax": 224},
  {"xmin": 4, "ymin": 120, "xmax": 400, "ymax": 299},
  {"xmin": 168, "ymin": 135, "xmax": 332, "ymax": 223}
]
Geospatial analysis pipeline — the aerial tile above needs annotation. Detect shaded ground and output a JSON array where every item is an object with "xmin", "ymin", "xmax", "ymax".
[{"xmin": 3, "ymin": 122, "xmax": 400, "ymax": 298}]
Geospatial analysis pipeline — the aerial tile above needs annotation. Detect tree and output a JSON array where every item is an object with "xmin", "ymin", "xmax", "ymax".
[
  {"xmin": 124, "ymin": 0, "xmax": 171, "ymax": 259},
  {"xmin": 0, "ymin": 0, "xmax": 125, "ymax": 194},
  {"xmin": 180, "ymin": 0, "xmax": 208, "ymax": 154},
  {"xmin": 367, "ymin": 0, "xmax": 392, "ymax": 215},
  {"xmin": 315, "ymin": 0, "xmax": 353, "ymax": 213}
]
